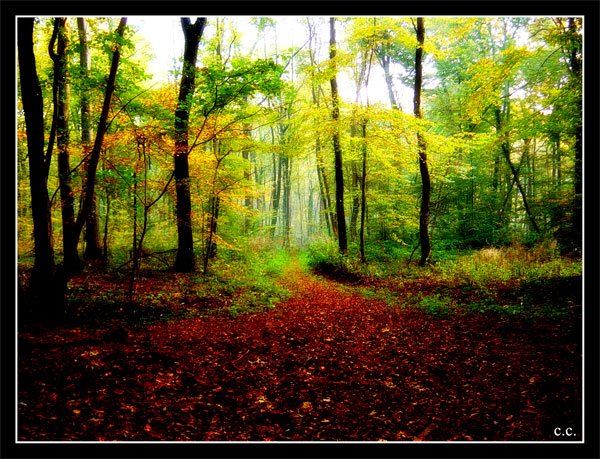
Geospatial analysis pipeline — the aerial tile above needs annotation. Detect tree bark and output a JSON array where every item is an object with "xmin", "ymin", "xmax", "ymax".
[
  {"xmin": 414, "ymin": 18, "xmax": 431, "ymax": 266},
  {"xmin": 349, "ymin": 132, "xmax": 360, "ymax": 240},
  {"xmin": 18, "ymin": 18, "xmax": 60, "ymax": 316},
  {"xmin": 359, "ymin": 119, "xmax": 368, "ymax": 263},
  {"xmin": 568, "ymin": 17, "xmax": 582, "ymax": 252},
  {"xmin": 329, "ymin": 17, "xmax": 348, "ymax": 254},
  {"xmin": 74, "ymin": 18, "xmax": 127, "ymax": 250},
  {"xmin": 51, "ymin": 18, "xmax": 80, "ymax": 272},
  {"xmin": 282, "ymin": 154, "xmax": 292, "ymax": 248},
  {"xmin": 270, "ymin": 145, "xmax": 282, "ymax": 238},
  {"xmin": 173, "ymin": 17, "xmax": 207, "ymax": 272},
  {"xmin": 242, "ymin": 141, "xmax": 253, "ymax": 232},
  {"xmin": 494, "ymin": 108, "xmax": 540, "ymax": 234},
  {"xmin": 78, "ymin": 17, "xmax": 103, "ymax": 262},
  {"xmin": 379, "ymin": 52, "xmax": 400, "ymax": 111}
]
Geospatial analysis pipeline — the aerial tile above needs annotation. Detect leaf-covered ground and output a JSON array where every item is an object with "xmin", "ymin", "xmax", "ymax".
[{"xmin": 18, "ymin": 263, "xmax": 581, "ymax": 441}]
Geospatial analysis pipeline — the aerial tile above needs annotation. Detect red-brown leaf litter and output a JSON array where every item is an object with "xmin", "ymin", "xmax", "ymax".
[{"xmin": 18, "ymin": 264, "xmax": 581, "ymax": 441}]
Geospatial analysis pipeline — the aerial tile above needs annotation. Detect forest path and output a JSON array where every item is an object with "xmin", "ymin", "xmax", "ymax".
[
  {"xmin": 18, "ymin": 261, "xmax": 581, "ymax": 441},
  {"xmin": 128, "ymin": 260, "xmax": 579, "ymax": 440}
]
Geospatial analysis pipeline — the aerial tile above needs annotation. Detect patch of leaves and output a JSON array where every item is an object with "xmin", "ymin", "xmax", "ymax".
[{"xmin": 18, "ymin": 264, "xmax": 581, "ymax": 441}]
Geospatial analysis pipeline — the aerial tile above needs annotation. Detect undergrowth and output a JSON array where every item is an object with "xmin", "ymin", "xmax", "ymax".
[
  {"xmin": 33, "ymin": 247, "xmax": 296, "ymax": 329},
  {"xmin": 302, "ymin": 238, "xmax": 582, "ymax": 321},
  {"xmin": 198, "ymin": 248, "xmax": 293, "ymax": 318}
]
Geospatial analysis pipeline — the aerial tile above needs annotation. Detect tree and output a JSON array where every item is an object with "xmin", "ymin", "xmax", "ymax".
[
  {"xmin": 329, "ymin": 17, "xmax": 348, "ymax": 254},
  {"xmin": 566, "ymin": 17, "xmax": 582, "ymax": 252},
  {"xmin": 73, "ymin": 18, "xmax": 128, "ymax": 253},
  {"xmin": 414, "ymin": 17, "xmax": 431, "ymax": 266},
  {"xmin": 50, "ymin": 17, "xmax": 80, "ymax": 272},
  {"xmin": 173, "ymin": 17, "xmax": 207, "ymax": 272},
  {"xmin": 306, "ymin": 18, "xmax": 336, "ymax": 237},
  {"xmin": 78, "ymin": 17, "xmax": 104, "ymax": 262},
  {"xmin": 18, "ymin": 18, "xmax": 60, "ymax": 316}
]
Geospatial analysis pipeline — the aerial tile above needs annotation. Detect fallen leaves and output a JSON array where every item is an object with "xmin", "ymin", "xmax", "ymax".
[{"xmin": 17, "ymin": 264, "xmax": 581, "ymax": 441}]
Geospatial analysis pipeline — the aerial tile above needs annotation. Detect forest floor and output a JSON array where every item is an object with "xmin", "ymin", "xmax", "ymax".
[{"xmin": 17, "ymin": 260, "xmax": 582, "ymax": 441}]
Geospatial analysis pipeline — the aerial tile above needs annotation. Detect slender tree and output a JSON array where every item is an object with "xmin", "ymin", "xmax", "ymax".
[
  {"xmin": 173, "ymin": 17, "xmax": 207, "ymax": 272},
  {"xmin": 51, "ymin": 17, "xmax": 80, "ymax": 272},
  {"xmin": 495, "ymin": 107, "xmax": 541, "ymax": 234},
  {"xmin": 360, "ymin": 28, "xmax": 375, "ymax": 264},
  {"xmin": 329, "ymin": 17, "xmax": 348, "ymax": 254},
  {"xmin": 567, "ymin": 17, "xmax": 582, "ymax": 252},
  {"xmin": 414, "ymin": 17, "xmax": 431, "ymax": 266},
  {"xmin": 18, "ymin": 18, "xmax": 59, "ymax": 315},
  {"xmin": 306, "ymin": 18, "xmax": 337, "ymax": 237},
  {"xmin": 78, "ymin": 17, "xmax": 104, "ymax": 262},
  {"xmin": 73, "ymin": 18, "xmax": 127, "ymax": 248}
]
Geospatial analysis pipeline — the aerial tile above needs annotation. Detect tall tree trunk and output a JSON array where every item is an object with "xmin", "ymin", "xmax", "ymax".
[
  {"xmin": 568, "ymin": 17, "xmax": 582, "ymax": 252},
  {"xmin": 282, "ymin": 155, "xmax": 292, "ymax": 248},
  {"xmin": 73, "ymin": 18, "xmax": 127, "ymax": 250},
  {"xmin": 18, "ymin": 17, "xmax": 60, "ymax": 316},
  {"xmin": 494, "ymin": 108, "xmax": 540, "ymax": 234},
  {"xmin": 349, "ymin": 124, "xmax": 360, "ymax": 240},
  {"xmin": 359, "ymin": 118, "xmax": 368, "ymax": 263},
  {"xmin": 270, "ymin": 146, "xmax": 282, "ymax": 238},
  {"xmin": 372, "ymin": 19, "xmax": 400, "ymax": 111},
  {"xmin": 242, "ymin": 135, "xmax": 253, "ymax": 232},
  {"xmin": 78, "ymin": 17, "xmax": 103, "ymax": 262},
  {"xmin": 103, "ymin": 191, "xmax": 111, "ymax": 264},
  {"xmin": 317, "ymin": 147, "xmax": 337, "ymax": 237},
  {"xmin": 203, "ymin": 193, "xmax": 220, "ymax": 274},
  {"xmin": 51, "ymin": 17, "xmax": 80, "ymax": 273},
  {"xmin": 44, "ymin": 26, "xmax": 58, "ymax": 179},
  {"xmin": 173, "ymin": 17, "xmax": 207, "ymax": 272},
  {"xmin": 379, "ymin": 52, "xmax": 400, "ymax": 111},
  {"xmin": 311, "ymin": 88, "xmax": 336, "ymax": 237},
  {"xmin": 129, "ymin": 166, "xmax": 139, "ymax": 304},
  {"xmin": 329, "ymin": 17, "xmax": 348, "ymax": 254},
  {"xmin": 414, "ymin": 17, "xmax": 431, "ymax": 266},
  {"xmin": 307, "ymin": 18, "xmax": 336, "ymax": 238}
]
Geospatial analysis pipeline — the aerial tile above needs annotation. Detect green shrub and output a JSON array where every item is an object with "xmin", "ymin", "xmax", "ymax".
[
  {"xmin": 199, "ymin": 247, "xmax": 294, "ymax": 318},
  {"xmin": 438, "ymin": 241, "xmax": 581, "ymax": 285}
]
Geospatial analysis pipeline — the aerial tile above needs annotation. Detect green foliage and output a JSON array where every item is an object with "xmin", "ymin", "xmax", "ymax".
[
  {"xmin": 194, "ymin": 58, "xmax": 284, "ymax": 115},
  {"xmin": 189, "ymin": 248, "xmax": 294, "ymax": 318},
  {"xmin": 415, "ymin": 294, "xmax": 453, "ymax": 316},
  {"xmin": 18, "ymin": 17, "xmax": 582, "ymax": 332},
  {"xmin": 437, "ymin": 242, "xmax": 581, "ymax": 285}
]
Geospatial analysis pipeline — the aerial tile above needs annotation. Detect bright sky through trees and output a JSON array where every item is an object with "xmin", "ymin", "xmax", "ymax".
[{"xmin": 128, "ymin": 16, "xmax": 410, "ymax": 107}]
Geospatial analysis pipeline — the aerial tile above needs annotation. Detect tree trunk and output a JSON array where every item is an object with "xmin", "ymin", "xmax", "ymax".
[
  {"xmin": 173, "ymin": 18, "xmax": 207, "ymax": 272},
  {"xmin": 414, "ymin": 17, "xmax": 431, "ymax": 266},
  {"xmin": 18, "ymin": 17, "xmax": 60, "ymax": 317},
  {"xmin": 103, "ymin": 191, "xmax": 111, "ymax": 265},
  {"xmin": 329, "ymin": 17, "xmax": 348, "ymax": 254},
  {"xmin": 270, "ymin": 147, "xmax": 282, "ymax": 239},
  {"xmin": 203, "ymin": 195, "xmax": 220, "ymax": 274},
  {"xmin": 242, "ymin": 146, "xmax": 253, "ymax": 232},
  {"xmin": 379, "ymin": 52, "xmax": 400, "ymax": 111},
  {"xmin": 282, "ymin": 155, "xmax": 291, "ymax": 247},
  {"xmin": 129, "ymin": 167, "xmax": 139, "ymax": 304},
  {"xmin": 51, "ymin": 18, "xmax": 80, "ymax": 273},
  {"xmin": 494, "ymin": 108, "xmax": 540, "ymax": 234},
  {"xmin": 44, "ymin": 26, "xmax": 58, "ymax": 180},
  {"xmin": 74, "ymin": 18, "xmax": 127, "ymax": 251},
  {"xmin": 359, "ymin": 119, "xmax": 368, "ymax": 263},
  {"xmin": 78, "ymin": 17, "xmax": 103, "ymax": 262},
  {"xmin": 568, "ymin": 17, "xmax": 582, "ymax": 252},
  {"xmin": 311, "ymin": 86, "xmax": 336, "ymax": 238},
  {"xmin": 349, "ymin": 129, "xmax": 360, "ymax": 240}
]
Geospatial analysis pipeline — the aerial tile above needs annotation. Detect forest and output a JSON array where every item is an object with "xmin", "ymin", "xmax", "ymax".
[{"xmin": 16, "ymin": 15, "xmax": 584, "ymax": 443}]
